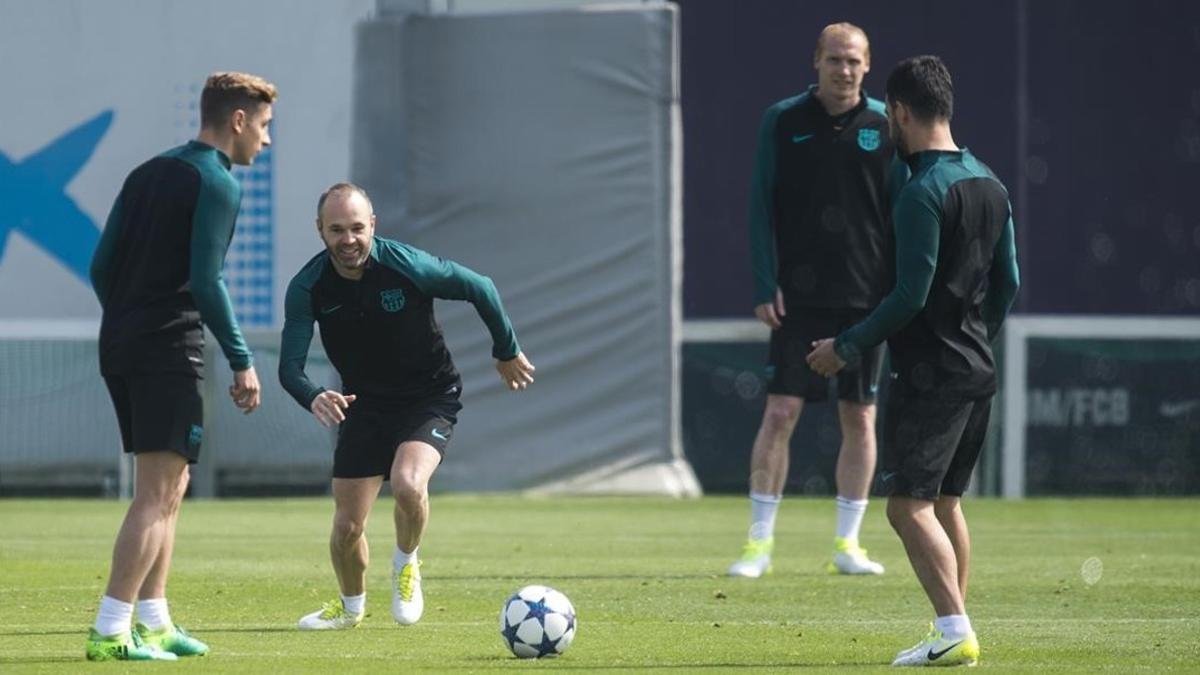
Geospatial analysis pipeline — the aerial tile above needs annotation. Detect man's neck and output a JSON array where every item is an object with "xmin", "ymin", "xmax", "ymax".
[
  {"xmin": 814, "ymin": 87, "xmax": 860, "ymax": 117},
  {"xmin": 904, "ymin": 122, "xmax": 958, "ymax": 154},
  {"xmin": 195, "ymin": 128, "xmax": 235, "ymax": 159}
]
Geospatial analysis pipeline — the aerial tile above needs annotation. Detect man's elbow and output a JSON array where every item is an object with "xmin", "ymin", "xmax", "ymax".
[
  {"xmin": 898, "ymin": 292, "xmax": 926, "ymax": 317},
  {"xmin": 189, "ymin": 276, "xmax": 225, "ymax": 314}
]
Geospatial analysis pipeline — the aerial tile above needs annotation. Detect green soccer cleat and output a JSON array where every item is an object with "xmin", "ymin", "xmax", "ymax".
[
  {"xmin": 727, "ymin": 537, "xmax": 774, "ymax": 578},
  {"xmin": 298, "ymin": 598, "xmax": 363, "ymax": 630},
  {"xmin": 828, "ymin": 536, "xmax": 885, "ymax": 575},
  {"xmin": 85, "ymin": 628, "xmax": 178, "ymax": 661},
  {"xmin": 135, "ymin": 622, "xmax": 209, "ymax": 657},
  {"xmin": 891, "ymin": 625, "xmax": 980, "ymax": 667}
]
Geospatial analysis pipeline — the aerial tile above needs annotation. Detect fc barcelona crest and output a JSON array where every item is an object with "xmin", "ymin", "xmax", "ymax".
[
  {"xmin": 380, "ymin": 288, "xmax": 406, "ymax": 312},
  {"xmin": 857, "ymin": 128, "xmax": 881, "ymax": 151},
  {"xmin": 187, "ymin": 424, "xmax": 203, "ymax": 451}
]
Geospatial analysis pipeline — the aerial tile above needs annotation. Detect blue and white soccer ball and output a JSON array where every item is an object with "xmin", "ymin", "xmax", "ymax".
[{"xmin": 499, "ymin": 585, "xmax": 576, "ymax": 658}]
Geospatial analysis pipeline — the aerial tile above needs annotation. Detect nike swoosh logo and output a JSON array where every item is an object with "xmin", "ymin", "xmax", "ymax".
[
  {"xmin": 1160, "ymin": 400, "xmax": 1200, "ymax": 417},
  {"xmin": 879, "ymin": 471, "xmax": 897, "ymax": 482},
  {"xmin": 792, "ymin": 134, "xmax": 814, "ymax": 143},
  {"xmin": 320, "ymin": 304, "xmax": 343, "ymax": 314},
  {"xmin": 928, "ymin": 641, "xmax": 963, "ymax": 661},
  {"xmin": 431, "ymin": 428, "xmax": 449, "ymax": 441}
]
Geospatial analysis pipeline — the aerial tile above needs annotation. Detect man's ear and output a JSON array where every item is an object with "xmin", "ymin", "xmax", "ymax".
[{"xmin": 230, "ymin": 108, "xmax": 247, "ymax": 134}]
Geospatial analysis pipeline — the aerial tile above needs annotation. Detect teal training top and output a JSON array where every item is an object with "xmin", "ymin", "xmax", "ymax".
[
  {"xmin": 279, "ymin": 236, "xmax": 520, "ymax": 408},
  {"xmin": 835, "ymin": 148, "xmax": 1020, "ymax": 399},
  {"xmin": 748, "ymin": 86, "xmax": 905, "ymax": 310},
  {"xmin": 91, "ymin": 140, "xmax": 250, "ymax": 376}
]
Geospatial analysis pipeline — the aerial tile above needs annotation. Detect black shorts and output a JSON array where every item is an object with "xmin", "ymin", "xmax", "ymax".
[
  {"xmin": 333, "ymin": 389, "xmax": 463, "ymax": 479},
  {"xmin": 103, "ymin": 373, "xmax": 204, "ymax": 463},
  {"xmin": 767, "ymin": 307, "xmax": 885, "ymax": 402},
  {"xmin": 876, "ymin": 383, "xmax": 993, "ymax": 500}
]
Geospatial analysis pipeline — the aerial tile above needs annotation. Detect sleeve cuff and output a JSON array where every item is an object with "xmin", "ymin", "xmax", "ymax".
[
  {"xmin": 306, "ymin": 387, "xmax": 327, "ymax": 409},
  {"xmin": 752, "ymin": 287, "xmax": 775, "ymax": 306},
  {"xmin": 493, "ymin": 344, "xmax": 520, "ymax": 361},
  {"xmin": 833, "ymin": 335, "xmax": 862, "ymax": 369}
]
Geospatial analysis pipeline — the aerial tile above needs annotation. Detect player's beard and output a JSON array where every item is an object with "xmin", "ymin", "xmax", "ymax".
[
  {"xmin": 889, "ymin": 117, "xmax": 910, "ymax": 157},
  {"xmin": 330, "ymin": 241, "xmax": 368, "ymax": 274}
]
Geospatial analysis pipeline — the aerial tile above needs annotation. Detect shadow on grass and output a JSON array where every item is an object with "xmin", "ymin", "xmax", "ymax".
[
  {"xmin": 469, "ymin": 656, "xmax": 884, "ymax": 669},
  {"xmin": 427, "ymin": 574, "xmax": 747, "ymax": 581},
  {"xmin": 194, "ymin": 626, "xmax": 304, "ymax": 634},
  {"xmin": 0, "ymin": 626, "xmax": 302, "ymax": 637},
  {"xmin": 0, "ymin": 655, "xmax": 81, "ymax": 665}
]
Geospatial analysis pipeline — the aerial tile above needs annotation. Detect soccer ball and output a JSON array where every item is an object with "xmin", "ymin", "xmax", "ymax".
[{"xmin": 499, "ymin": 585, "xmax": 576, "ymax": 658}]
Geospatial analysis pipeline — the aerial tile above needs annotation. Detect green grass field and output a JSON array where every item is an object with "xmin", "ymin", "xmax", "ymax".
[{"xmin": 1, "ymin": 496, "xmax": 1197, "ymax": 672}]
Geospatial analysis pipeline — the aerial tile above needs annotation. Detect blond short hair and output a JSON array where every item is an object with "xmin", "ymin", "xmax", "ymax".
[
  {"xmin": 200, "ymin": 71, "xmax": 278, "ymax": 129},
  {"xmin": 814, "ymin": 22, "xmax": 870, "ymax": 65}
]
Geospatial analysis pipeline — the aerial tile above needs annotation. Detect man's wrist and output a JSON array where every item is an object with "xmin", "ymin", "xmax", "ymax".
[{"xmin": 833, "ymin": 335, "xmax": 862, "ymax": 367}]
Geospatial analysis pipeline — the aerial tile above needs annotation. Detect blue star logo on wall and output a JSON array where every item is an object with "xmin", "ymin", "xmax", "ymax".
[{"xmin": 0, "ymin": 110, "xmax": 113, "ymax": 283}]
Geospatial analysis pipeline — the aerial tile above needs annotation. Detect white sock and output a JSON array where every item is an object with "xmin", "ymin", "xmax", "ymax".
[
  {"xmin": 835, "ymin": 496, "xmax": 868, "ymax": 543},
  {"xmin": 135, "ymin": 598, "xmax": 171, "ymax": 632},
  {"xmin": 393, "ymin": 546, "xmax": 418, "ymax": 569},
  {"xmin": 748, "ymin": 492, "xmax": 781, "ymax": 541},
  {"xmin": 93, "ymin": 595, "xmax": 134, "ymax": 637},
  {"xmin": 934, "ymin": 614, "xmax": 973, "ymax": 640},
  {"xmin": 340, "ymin": 592, "xmax": 365, "ymax": 616}
]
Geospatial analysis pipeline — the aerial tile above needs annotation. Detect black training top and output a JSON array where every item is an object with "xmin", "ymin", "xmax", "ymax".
[
  {"xmin": 279, "ymin": 236, "xmax": 520, "ymax": 409},
  {"xmin": 90, "ymin": 141, "xmax": 251, "ymax": 377},
  {"xmin": 749, "ymin": 85, "xmax": 904, "ymax": 310},
  {"xmin": 836, "ymin": 148, "xmax": 1020, "ymax": 400}
]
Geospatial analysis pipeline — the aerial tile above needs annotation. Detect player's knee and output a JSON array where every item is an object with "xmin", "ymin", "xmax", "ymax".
[
  {"xmin": 392, "ymin": 483, "xmax": 427, "ymax": 511},
  {"xmin": 391, "ymin": 471, "xmax": 420, "ymax": 499},
  {"xmin": 133, "ymin": 476, "xmax": 188, "ymax": 517},
  {"xmin": 838, "ymin": 403, "xmax": 875, "ymax": 436},
  {"xmin": 761, "ymin": 399, "xmax": 802, "ymax": 432},
  {"xmin": 885, "ymin": 497, "xmax": 916, "ymax": 531},
  {"xmin": 934, "ymin": 496, "xmax": 960, "ymax": 518},
  {"xmin": 332, "ymin": 514, "xmax": 366, "ymax": 545},
  {"xmin": 132, "ymin": 491, "xmax": 181, "ymax": 521}
]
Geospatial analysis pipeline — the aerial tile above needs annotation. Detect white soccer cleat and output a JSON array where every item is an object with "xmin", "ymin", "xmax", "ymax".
[
  {"xmin": 297, "ymin": 599, "xmax": 363, "ymax": 630},
  {"xmin": 892, "ymin": 623, "xmax": 936, "ymax": 664},
  {"xmin": 727, "ymin": 538, "xmax": 773, "ymax": 578},
  {"xmin": 830, "ymin": 537, "xmax": 885, "ymax": 575},
  {"xmin": 891, "ymin": 626, "xmax": 979, "ymax": 667},
  {"xmin": 392, "ymin": 561, "xmax": 424, "ymax": 625}
]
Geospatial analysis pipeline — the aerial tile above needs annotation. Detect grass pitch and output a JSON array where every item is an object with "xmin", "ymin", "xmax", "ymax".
[{"xmin": 0, "ymin": 496, "xmax": 1197, "ymax": 672}]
